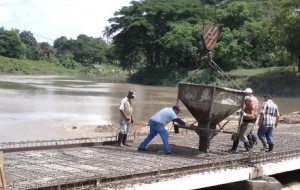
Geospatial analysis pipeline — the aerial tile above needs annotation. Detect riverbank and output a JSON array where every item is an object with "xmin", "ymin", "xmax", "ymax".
[
  {"xmin": 0, "ymin": 55, "xmax": 129, "ymax": 83},
  {"xmin": 1, "ymin": 55, "xmax": 299, "ymax": 97}
]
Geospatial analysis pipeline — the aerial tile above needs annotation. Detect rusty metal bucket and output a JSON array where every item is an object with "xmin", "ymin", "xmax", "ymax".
[{"xmin": 177, "ymin": 83, "xmax": 245, "ymax": 152}]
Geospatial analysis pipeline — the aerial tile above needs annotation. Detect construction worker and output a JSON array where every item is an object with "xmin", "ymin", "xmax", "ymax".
[
  {"xmin": 117, "ymin": 90, "xmax": 136, "ymax": 147},
  {"xmin": 244, "ymin": 87, "xmax": 259, "ymax": 147},
  {"xmin": 230, "ymin": 96, "xmax": 256, "ymax": 152},
  {"xmin": 138, "ymin": 105, "xmax": 189, "ymax": 155},
  {"xmin": 257, "ymin": 94, "xmax": 280, "ymax": 152}
]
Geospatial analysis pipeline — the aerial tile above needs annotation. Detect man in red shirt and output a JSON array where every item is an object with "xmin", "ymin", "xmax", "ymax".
[
  {"xmin": 244, "ymin": 88, "xmax": 259, "ymax": 147},
  {"xmin": 229, "ymin": 97, "xmax": 256, "ymax": 152}
]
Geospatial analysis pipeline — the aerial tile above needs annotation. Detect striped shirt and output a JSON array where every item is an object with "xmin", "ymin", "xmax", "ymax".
[{"xmin": 260, "ymin": 99, "xmax": 279, "ymax": 127}]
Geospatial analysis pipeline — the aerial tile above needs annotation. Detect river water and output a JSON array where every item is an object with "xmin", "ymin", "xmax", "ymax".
[{"xmin": 0, "ymin": 75, "xmax": 299, "ymax": 142}]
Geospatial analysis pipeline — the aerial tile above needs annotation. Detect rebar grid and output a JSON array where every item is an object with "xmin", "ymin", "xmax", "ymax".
[
  {"xmin": 3, "ymin": 124, "xmax": 300, "ymax": 189},
  {"xmin": 0, "ymin": 137, "xmax": 117, "ymax": 152}
]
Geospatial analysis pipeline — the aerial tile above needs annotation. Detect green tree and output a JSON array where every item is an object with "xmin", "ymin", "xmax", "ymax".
[
  {"xmin": 73, "ymin": 34, "xmax": 108, "ymax": 66},
  {"xmin": 39, "ymin": 42, "xmax": 56, "ymax": 60},
  {"xmin": 109, "ymin": 0, "xmax": 207, "ymax": 70},
  {"xmin": 102, "ymin": 26, "xmax": 111, "ymax": 44},
  {"xmin": 160, "ymin": 22, "xmax": 203, "ymax": 68},
  {"xmin": 0, "ymin": 29, "xmax": 25, "ymax": 58},
  {"xmin": 275, "ymin": 0, "xmax": 300, "ymax": 71},
  {"xmin": 19, "ymin": 31, "xmax": 44, "ymax": 60}
]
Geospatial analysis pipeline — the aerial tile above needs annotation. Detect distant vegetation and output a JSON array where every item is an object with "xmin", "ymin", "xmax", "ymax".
[{"xmin": 0, "ymin": 0, "xmax": 299, "ymax": 96}]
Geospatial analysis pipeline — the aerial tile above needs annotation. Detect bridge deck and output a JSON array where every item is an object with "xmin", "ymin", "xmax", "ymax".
[{"xmin": 3, "ymin": 124, "xmax": 300, "ymax": 189}]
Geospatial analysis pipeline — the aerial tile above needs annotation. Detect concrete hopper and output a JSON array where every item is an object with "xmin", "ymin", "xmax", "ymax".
[{"xmin": 177, "ymin": 82, "xmax": 244, "ymax": 152}]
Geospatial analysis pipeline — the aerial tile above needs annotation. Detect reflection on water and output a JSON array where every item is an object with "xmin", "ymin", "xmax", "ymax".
[{"xmin": 0, "ymin": 75, "xmax": 299, "ymax": 142}]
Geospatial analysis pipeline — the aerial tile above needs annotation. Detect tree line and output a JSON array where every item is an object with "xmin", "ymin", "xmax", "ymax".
[{"xmin": 0, "ymin": 0, "xmax": 299, "ymax": 72}]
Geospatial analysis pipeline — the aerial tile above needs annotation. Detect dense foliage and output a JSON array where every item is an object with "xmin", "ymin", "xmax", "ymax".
[
  {"xmin": 0, "ymin": 0, "xmax": 299, "ymax": 73},
  {"xmin": 109, "ymin": 0, "xmax": 299, "ymax": 71}
]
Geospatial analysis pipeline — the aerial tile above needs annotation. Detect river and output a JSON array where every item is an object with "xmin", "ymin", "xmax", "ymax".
[{"xmin": 0, "ymin": 75, "xmax": 299, "ymax": 142}]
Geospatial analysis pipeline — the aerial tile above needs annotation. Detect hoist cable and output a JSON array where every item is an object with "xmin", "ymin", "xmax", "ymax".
[{"xmin": 208, "ymin": 59, "xmax": 242, "ymax": 90}]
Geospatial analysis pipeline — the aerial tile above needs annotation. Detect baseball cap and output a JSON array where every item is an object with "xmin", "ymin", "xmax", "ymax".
[
  {"xmin": 263, "ymin": 94, "xmax": 272, "ymax": 99},
  {"xmin": 128, "ymin": 90, "xmax": 136, "ymax": 97},
  {"xmin": 243, "ymin": 88, "xmax": 253, "ymax": 94}
]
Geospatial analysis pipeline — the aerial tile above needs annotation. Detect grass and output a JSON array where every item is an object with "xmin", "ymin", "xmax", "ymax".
[{"xmin": 0, "ymin": 56, "xmax": 129, "ymax": 83}]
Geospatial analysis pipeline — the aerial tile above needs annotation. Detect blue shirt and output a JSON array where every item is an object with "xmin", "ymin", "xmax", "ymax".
[{"xmin": 151, "ymin": 107, "xmax": 178, "ymax": 126}]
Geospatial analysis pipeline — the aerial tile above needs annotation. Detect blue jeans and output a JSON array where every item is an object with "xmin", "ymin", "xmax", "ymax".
[
  {"xmin": 138, "ymin": 119, "xmax": 170, "ymax": 154},
  {"xmin": 257, "ymin": 125, "xmax": 274, "ymax": 145}
]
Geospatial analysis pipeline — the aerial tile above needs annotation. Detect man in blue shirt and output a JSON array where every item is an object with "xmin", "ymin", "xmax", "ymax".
[{"xmin": 138, "ymin": 105, "xmax": 187, "ymax": 155}]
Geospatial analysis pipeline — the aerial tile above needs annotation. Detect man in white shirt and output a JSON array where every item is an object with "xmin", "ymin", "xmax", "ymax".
[{"xmin": 118, "ymin": 90, "xmax": 136, "ymax": 147}]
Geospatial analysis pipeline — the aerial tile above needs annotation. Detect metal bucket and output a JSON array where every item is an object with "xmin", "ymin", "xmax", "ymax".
[{"xmin": 177, "ymin": 83, "xmax": 244, "ymax": 152}]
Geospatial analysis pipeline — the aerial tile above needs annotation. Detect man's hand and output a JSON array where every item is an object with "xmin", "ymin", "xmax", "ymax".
[
  {"xmin": 237, "ymin": 111, "xmax": 246, "ymax": 116},
  {"xmin": 125, "ymin": 117, "xmax": 131, "ymax": 122},
  {"xmin": 185, "ymin": 124, "xmax": 195, "ymax": 128}
]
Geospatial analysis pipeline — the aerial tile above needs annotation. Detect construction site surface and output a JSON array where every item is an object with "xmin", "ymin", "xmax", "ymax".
[{"xmin": 1, "ymin": 123, "xmax": 300, "ymax": 190}]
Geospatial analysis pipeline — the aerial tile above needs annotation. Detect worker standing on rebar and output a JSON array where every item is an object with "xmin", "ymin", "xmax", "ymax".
[
  {"xmin": 244, "ymin": 87, "xmax": 259, "ymax": 147},
  {"xmin": 117, "ymin": 90, "xmax": 136, "ymax": 147},
  {"xmin": 230, "ymin": 96, "xmax": 256, "ymax": 152},
  {"xmin": 137, "ymin": 105, "xmax": 188, "ymax": 155},
  {"xmin": 257, "ymin": 94, "xmax": 280, "ymax": 152}
]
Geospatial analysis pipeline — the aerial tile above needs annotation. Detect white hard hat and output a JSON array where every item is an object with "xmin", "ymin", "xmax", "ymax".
[{"xmin": 244, "ymin": 88, "xmax": 253, "ymax": 94}]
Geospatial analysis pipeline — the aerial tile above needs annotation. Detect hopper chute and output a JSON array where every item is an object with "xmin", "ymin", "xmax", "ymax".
[{"xmin": 176, "ymin": 82, "xmax": 245, "ymax": 152}]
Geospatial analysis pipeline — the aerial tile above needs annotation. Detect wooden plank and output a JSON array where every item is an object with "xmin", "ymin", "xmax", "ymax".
[{"xmin": 0, "ymin": 151, "xmax": 7, "ymax": 190}]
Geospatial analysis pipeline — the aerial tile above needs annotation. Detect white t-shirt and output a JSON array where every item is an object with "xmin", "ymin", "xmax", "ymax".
[
  {"xmin": 151, "ymin": 107, "xmax": 178, "ymax": 126},
  {"xmin": 119, "ymin": 97, "xmax": 133, "ymax": 123}
]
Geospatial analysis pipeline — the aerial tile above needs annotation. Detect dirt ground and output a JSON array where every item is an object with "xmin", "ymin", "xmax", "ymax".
[{"xmin": 59, "ymin": 111, "xmax": 300, "ymax": 139}]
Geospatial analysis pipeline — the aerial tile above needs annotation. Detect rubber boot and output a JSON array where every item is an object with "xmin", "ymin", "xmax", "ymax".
[
  {"xmin": 229, "ymin": 140, "xmax": 239, "ymax": 153},
  {"xmin": 261, "ymin": 141, "xmax": 267, "ymax": 151},
  {"xmin": 244, "ymin": 142, "xmax": 251, "ymax": 152},
  {"xmin": 117, "ymin": 133, "xmax": 124, "ymax": 147},
  {"xmin": 122, "ymin": 134, "xmax": 131, "ymax": 147},
  {"xmin": 249, "ymin": 140, "xmax": 253, "ymax": 148},
  {"xmin": 267, "ymin": 144, "xmax": 274, "ymax": 152},
  {"xmin": 252, "ymin": 135, "xmax": 258, "ymax": 145}
]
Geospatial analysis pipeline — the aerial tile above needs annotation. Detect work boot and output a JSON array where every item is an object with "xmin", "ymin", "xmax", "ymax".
[
  {"xmin": 252, "ymin": 135, "xmax": 258, "ymax": 145},
  {"xmin": 229, "ymin": 140, "xmax": 239, "ymax": 153},
  {"xmin": 261, "ymin": 141, "xmax": 267, "ymax": 151},
  {"xmin": 122, "ymin": 134, "xmax": 131, "ymax": 147},
  {"xmin": 244, "ymin": 142, "xmax": 251, "ymax": 152},
  {"xmin": 267, "ymin": 144, "xmax": 274, "ymax": 152},
  {"xmin": 249, "ymin": 140, "xmax": 253, "ymax": 148},
  {"xmin": 117, "ymin": 133, "xmax": 124, "ymax": 147}
]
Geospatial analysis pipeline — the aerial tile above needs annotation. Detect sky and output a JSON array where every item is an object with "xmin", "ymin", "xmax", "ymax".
[{"xmin": 0, "ymin": 0, "xmax": 132, "ymax": 43}]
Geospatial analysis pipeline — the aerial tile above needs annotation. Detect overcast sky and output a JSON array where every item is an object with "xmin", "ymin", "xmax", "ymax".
[{"xmin": 0, "ymin": 0, "xmax": 132, "ymax": 43}]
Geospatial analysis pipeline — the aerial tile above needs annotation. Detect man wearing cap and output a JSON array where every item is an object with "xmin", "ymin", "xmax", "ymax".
[
  {"xmin": 257, "ymin": 94, "xmax": 280, "ymax": 152},
  {"xmin": 244, "ymin": 87, "xmax": 259, "ymax": 147},
  {"xmin": 117, "ymin": 90, "xmax": 136, "ymax": 147},
  {"xmin": 138, "ymin": 105, "xmax": 188, "ymax": 155},
  {"xmin": 229, "ymin": 96, "xmax": 256, "ymax": 152}
]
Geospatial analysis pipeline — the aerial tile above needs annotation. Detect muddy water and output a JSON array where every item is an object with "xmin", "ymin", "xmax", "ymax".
[{"xmin": 0, "ymin": 75, "xmax": 299, "ymax": 142}]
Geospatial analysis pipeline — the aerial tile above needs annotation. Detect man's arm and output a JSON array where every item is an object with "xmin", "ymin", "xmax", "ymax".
[
  {"xmin": 258, "ymin": 113, "xmax": 264, "ymax": 126},
  {"xmin": 275, "ymin": 107, "xmax": 280, "ymax": 128},
  {"xmin": 120, "ymin": 110, "xmax": 130, "ymax": 122},
  {"xmin": 173, "ymin": 118, "xmax": 186, "ymax": 126}
]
